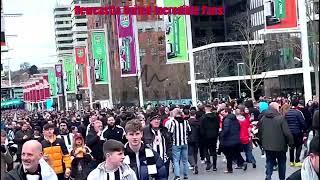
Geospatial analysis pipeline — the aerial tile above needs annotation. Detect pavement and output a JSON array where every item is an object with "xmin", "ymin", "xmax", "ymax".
[{"xmin": 168, "ymin": 148, "xmax": 301, "ymax": 180}]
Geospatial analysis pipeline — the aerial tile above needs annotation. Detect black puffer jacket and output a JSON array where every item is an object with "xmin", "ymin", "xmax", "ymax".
[
  {"xmin": 200, "ymin": 113, "xmax": 220, "ymax": 140},
  {"xmin": 221, "ymin": 114, "xmax": 240, "ymax": 147}
]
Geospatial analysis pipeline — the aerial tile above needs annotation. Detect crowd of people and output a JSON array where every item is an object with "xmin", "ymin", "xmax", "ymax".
[{"xmin": 0, "ymin": 96, "xmax": 319, "ymax": 180}]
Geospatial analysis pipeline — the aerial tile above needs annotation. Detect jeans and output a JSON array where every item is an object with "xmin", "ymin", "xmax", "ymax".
[
  {"xmin": 223, "ymin": 144, "xmax": 243, "ymax": 171},
  {"xmin": 188, "ymin": 142, "xmax": 199, "ymax": 167},
  {"xmin": 204, "ymin": 138, "xmax": 217, "ymax": 167},
  {"xmin": 242, "ymin": 143, "xmax": 256, "ymax": 164},
  {"xmin": 289, "ymin": 133, "xmax": 303, "ymax": 163},
  {"xmin": 172, "ymin": 145, "xmax": 189, "ymax": 177},
  {"xmin": 265, "ymin": 151, "xmax": 287, "ymax": 180}
]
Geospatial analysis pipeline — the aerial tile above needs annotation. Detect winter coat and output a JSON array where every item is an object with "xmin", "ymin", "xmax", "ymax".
[
  {"xmin": 124, "ymin": 143, "xmax": 167, "ymax": 180},
  {"xmin": 258, "ymin": 108, "xmax": 294, "ymax": 152},
  {"xmin": 221, "ymin": 114, "xmax": 241, "ymax": 147},
  {"xmin": 70, "ymin": 147, "xmax": 92, "ymax": 180},
  {"xmin": 200, "ymin": 113, "xmax": 220, "ymax": 140},
  {"xmin": 85, "ymin": 130, "xmax": 104, "ymax": 163},
  {"xmin": 143, "ymin": 125, "xmax": 172, "ymax": 161},
  {"xmin": 14, "ymin": 129, "xmax": 33, "ymax": 155},
  {"xmin": 1, "ymin": 145, "xmax": 13, "ymax": 180},
  {"xmin": 287, "ymin": 169, "xmax": 302, "ymax": 180},
  {"xmin": 41, "ymin": 135, "xmax": 72, "ymax": 174},
  {"xmin": 285, "ymin": 109, "xmax": 307, "ymax": 134},
  {"xmin": 238, "ymin": 115, "xmax": 251, "ymax": 145},
  {"xmin": 188, "ymin": 117, "xmax": 201, "ymax": 143},
  {"xmin": 87, "ymin": 162, "xmax": 137, "ymax": 180},
  {"xmin": 5, "ymin": 159, "xmax": 58, "ymax": 180}
]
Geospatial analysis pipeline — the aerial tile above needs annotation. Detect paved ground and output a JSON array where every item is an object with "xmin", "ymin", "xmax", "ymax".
[{"xmin": 168, "ymin": 148, "xmax": 301, "ymax": 180}]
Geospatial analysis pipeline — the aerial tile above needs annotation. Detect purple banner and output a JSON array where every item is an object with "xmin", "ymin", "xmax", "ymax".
[{"xmin": 116, "ymin": 14, "xmax": 137, "ymax": 77}]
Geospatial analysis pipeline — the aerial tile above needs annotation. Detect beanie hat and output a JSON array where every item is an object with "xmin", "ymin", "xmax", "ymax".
[{"xmin": 259, "ymin": 102, "xmax": 269, "ymax": 113}]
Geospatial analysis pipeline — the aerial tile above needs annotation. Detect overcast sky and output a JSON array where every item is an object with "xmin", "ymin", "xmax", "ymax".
[{"xmin": 2, "ymin": 0, "xmax": 71, "ymax": 71}]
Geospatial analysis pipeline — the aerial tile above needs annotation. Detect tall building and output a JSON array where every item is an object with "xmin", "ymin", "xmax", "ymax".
[
  {"xmin": 70, "ymin": 0, "xmax": 100, "ymax": 47},
  {"xmin": 54, "ymin": 5, "xmax": 73, "ymax": 58}
]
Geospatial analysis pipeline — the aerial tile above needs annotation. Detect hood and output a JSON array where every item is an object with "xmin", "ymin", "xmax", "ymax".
[
  {"xmin": 188, "ymin": 117, "xmax": 200, "ymax": 126},
  {"xmin": 264, "ymin": 108, "xmax": 280, "ymax": 118},
  {"xmin": 96, "ymin": 162, "xmax": 133, "ymax": 176},
  {"xmin": 259, "ymin": 102, "xmax": 269, "ymax": 113}
]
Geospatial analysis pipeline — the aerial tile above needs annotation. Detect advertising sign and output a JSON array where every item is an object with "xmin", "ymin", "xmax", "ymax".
[
  {"xmin": 55, "ymin": 64, "xmax": 63, "ymax": 95},
  {"xmin": 75, "ymin": 47, "xmax": 88, "ymax": 88},
  {"xmin": 92, "ymin": 31, "xmax": 109, "ymax": 84},
  {"xmin": 48, "ymin": 68, "xmax": 57, "ymax": 96},
  {"xmin": 264, "ymin": 0, "xmax": 298, "ymax": 31},
  {"xmin": 63, "ymin": 56, "xmax": 76, "ymax": 93},
  {"xmin": 163, "ymin": 0, "xmax": 188, "ymax": 63},
  {"xmin": 116, "ymin": 14, "xmax": 138, "ymax": 77}
]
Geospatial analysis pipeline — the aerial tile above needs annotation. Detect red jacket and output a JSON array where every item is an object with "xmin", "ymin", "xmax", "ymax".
[{"xmin": 237, "ymin": 115, "xmax": 251, "ymax": 144}]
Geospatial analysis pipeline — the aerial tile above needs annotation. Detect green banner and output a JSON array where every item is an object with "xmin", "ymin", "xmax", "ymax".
[
  {"xmin": 92, "ymin": 31, "xmax": 109, "ymax": 84},
  {"xmin": 275, "ymin": 0, "xmax": 286, "ymax": 19},
  {"xmin": 48, "ymin": 68, "xmax": 57, "ymax": 96},
  {"xmin": 164, "ymin": 0, "xmax": 188, "ymax": 63},
  {"xmin": 1, "ymin": 99, "xmax": 23, "ymax": 108},
  {"xmin": 63, "ymin": 56, "xmax": 76, "ymax": 93}
]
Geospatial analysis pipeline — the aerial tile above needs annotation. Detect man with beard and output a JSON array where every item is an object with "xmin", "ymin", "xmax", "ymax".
[
  {"xmin": 100, "ymin": 115, "xmax": 126, "ymax": 142},
  {"xmin": 57, "ymin": 121, "xmax": 74, "ymax": 153},
  {"xmin": 5, "ymin": 140, "xmax": 58, "ymax": 180}
]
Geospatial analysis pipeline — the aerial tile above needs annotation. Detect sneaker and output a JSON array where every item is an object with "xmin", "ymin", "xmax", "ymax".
[
  {"xmin": 235, "ymin": 166, "xmax": 243, "ymax": 169},
  {"xmin": 224, "ymin": 170, "xmax": 233, "ymax": 173},
  {"xmin": 193, "ymin": 166, "xmax": 199, "ymax": 175},
  {"xmin": 213, "ymin": 166, "xmax": 217, "ymax": 171},
  {"xmin": 295, "ymin": 162, "xmax": 303, "ymax": 167},
  {"xmin": 201, "ymin": 160, "xmax": 206, "ymax": 164},
  {"xmin": 189, "ymin": 165, "xmax": 194, "ymax": 170},
  {"xmin": 290, "ymin": 162, "xmax": 295, "ymax": 167},
  {"xmin": 206, "ymin": 163, "xmax": 213, "ymax": 171},
  {"xmin": 253, "ymin": 163, "xmax": 257, "ymax": 168},
  {"xmin": 183, "ymin": 177, "xmax": 188, "ymax": 180},
  {"xmin": 174, "ymin": 176, "xmax": 181, "ymax": 180},
  {"xmin": 243, "ymin": 164, "xmax": 248, "ymax": 171}
]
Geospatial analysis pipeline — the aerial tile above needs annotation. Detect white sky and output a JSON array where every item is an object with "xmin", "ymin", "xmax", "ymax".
[{"xmin": 2, "ymin": 0, "xmax": 71, "ymax": 71}]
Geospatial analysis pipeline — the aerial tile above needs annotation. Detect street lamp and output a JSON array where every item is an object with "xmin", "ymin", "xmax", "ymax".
[{"xmin": 237, "ymin": 62, "xmax": 244, "ymax": 98}]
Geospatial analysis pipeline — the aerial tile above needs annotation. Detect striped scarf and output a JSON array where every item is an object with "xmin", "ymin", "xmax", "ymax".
[
  {"xmin": 151, "ymin": 129, "xmax": 168, "ymax": 162},
  {"xmin": 124, "ymin": 143, "xmax": 158, "ymax": 178}
]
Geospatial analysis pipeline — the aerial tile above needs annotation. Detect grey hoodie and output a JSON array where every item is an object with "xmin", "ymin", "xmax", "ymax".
[{"xmin": 87, "ymin": 162, "xmax": 137, "ymax": 180}]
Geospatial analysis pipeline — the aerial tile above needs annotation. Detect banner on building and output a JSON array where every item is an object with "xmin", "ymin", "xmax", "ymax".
[
  {"xmin": 163, "ymin": 0, "xmax": 188, "ymax": 63},
  {"xmin": 75, "ymin": 47, "xmax": 88, "ymax": 88},
  {"xmin": 1, "ymin": 0, "xmax": 6, "ymax": 47},
  {"xmin": 116, "ymin": 14, "xmax": 138, "ymax": 77},
  {"xmin": 92, "ymin": 31, "xmax": 109, "ymax": 84},
  {"xmin": 55, "ymin": 64, "xmax": 63, "ymax": 95},
  {"xmin": 264, "ymin": 0, "xmax": 298, "ymax": 32},
  {"xmin": 48, "ymin": 68, "xmax": 57, "ymax": 96},
  {"xmin": 63, "ymin": 56, "xmax": 76, "ymax": 93}
]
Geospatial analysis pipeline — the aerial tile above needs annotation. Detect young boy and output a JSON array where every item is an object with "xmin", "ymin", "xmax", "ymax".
[
  {"xmin": 124, "ymin": 119, "xmax": 167, "ymax": 180},
  {"xmin": 87, "ymin": 139, "xmax": 137, "ymax": 180}
]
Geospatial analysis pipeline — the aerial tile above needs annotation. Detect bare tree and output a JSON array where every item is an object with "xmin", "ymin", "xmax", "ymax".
[
  {"xmin": 194, "ymin": 47, "xmax": 229, "ymax": 101},
  {"xmin": 231, "ymin": 9, "xmax": 268, "ymax": 101}
]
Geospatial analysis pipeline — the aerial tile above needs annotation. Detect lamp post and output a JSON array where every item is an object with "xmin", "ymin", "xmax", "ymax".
[{"xmin": 237, "ymin": 62, "xmax": 244, "ymax": 98}]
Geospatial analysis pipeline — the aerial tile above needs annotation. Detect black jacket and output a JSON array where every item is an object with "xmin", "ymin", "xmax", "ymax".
[
  {"xmin": 85, "ymin": 131, "xmax": 104, "ymax": 163},
  {"xmin": 143, "ymin": 125, "xmax": 173, "ymax": 160},
  {"xmin": 14, "ymin": 130, "xmax": 33, "ymax": 155},
  {"xmin": 286, "ymin": 169, "xmax": 301, "ymax": 180},
  {"xmin": 5, "ymin": 164, "xmax": 42, "ymax": 180},
  {"xmin": 221, "ymin": 114, "xmax": 241, "ymax": 147},
  {"xmin": 188, "ymin": 117, "xmax": 201, "ymax": 143},
  {"xmin": 258, "ymin": 108, "xmax": 294, "ymax": 152},
  {"xmin": 200, "ymin": 113, "xmax": 220, "ymax": 140}
]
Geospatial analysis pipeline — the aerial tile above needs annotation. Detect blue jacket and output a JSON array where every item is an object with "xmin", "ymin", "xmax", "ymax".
[
  {"xmin": 221, "ymin": 114, "xmax": 241, "ymax": 147},
  {"xmin": 124, "ymin": 143, "xmax": 167, "ymax": 180},
  {"xmin": 285, "ymin": 109, "xmax": 306, "ymax": 134}
]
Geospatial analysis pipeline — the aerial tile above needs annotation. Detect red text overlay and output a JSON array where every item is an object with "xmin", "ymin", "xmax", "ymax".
[{"xmin": 75, "ymin": 6, "xmax": 225, "ymax": 16}]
